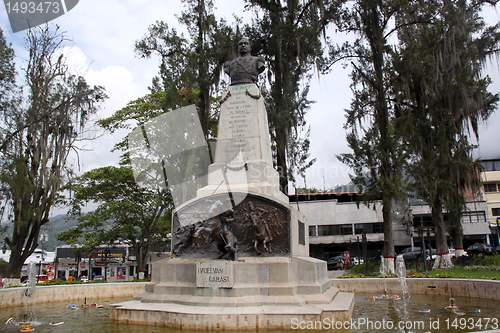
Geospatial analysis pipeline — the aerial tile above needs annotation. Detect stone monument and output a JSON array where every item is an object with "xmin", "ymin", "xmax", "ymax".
[{"xmin": 111, "ymin": 38, "xmax": 354, "ymax": 330}]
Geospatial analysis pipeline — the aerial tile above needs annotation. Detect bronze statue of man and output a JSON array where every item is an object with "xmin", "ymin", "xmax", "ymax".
[{"xmin": 224, "ymin": 38, "xmax": 265, "ymax": 85}]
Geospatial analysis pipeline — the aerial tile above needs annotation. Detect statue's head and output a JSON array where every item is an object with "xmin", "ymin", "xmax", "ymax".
[{"xmin": 237, "ymin": 37, "xmax": 251, "ymax": 56}]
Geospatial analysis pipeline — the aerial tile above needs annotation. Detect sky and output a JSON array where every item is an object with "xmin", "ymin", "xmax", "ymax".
[{"xmin": 0, "ymin": 0, "xmax": 499, "ymax": 206}]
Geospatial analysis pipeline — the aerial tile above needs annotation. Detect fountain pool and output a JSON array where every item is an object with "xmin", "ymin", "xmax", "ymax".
[{"xmin": 1, "ymin": 293, "xmax": 498, "ymax": 332}]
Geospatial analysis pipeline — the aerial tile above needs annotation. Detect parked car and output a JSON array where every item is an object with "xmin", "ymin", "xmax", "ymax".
[
  {"xmin": 80, "ymin": 276, "xmax": 89, "ymax": 283},
  {"xmin": 400, "ymin": 247, "xmax": 423, "ymax": 261},
  {"xmin": 327, "ymin": 256, "xmax": 345, "ymax": 270},
  {"xmin": 36, "ymin": 275, "xmax": 48, "ymax": 283},
  {"xmin": 93, "ymin": 275, "xmax": 105, "ymax": 281},
  {"xmin": 466, "ymin": 243, "xmax": 495, "ymax": 255},
  {"xmin": 350, "ymin": 257, "xmax": 364, "ymax": 266},
  {"xmin": 400, "ymin": 247, "xmax": 436, "ymax": 261},
  {"xmin": 426, "ymin": 248, "xmax": 437, "ymax": 260},
  {"xmin": 448, "ymin": 248, "xmax": 467, "ymax": 258}
]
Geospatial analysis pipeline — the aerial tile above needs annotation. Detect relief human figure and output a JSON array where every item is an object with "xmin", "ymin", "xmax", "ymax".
[
  {"xmin": 248, "ymin": 202, "xmax": 272, "ymax": 254},
  {"xmin": 224, "ymin": 37, "xmax": 265, "ymax": 86}
]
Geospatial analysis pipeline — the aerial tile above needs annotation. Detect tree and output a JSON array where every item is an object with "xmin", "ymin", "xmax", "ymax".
[
  {"xmin": 0, "ymin": 26, "xmax": 106, "ymax": 277},
  {"xmin": 243, "ymin": 0, "xmax": 328, "ymax": 193},
  {"xmin": 57, "ymin": 166, "xmax": 172, "ymax": 275},
  {"xmin": 134, "ymin": 0, "xmax": 235, "ymax": 141},
  {"xmin": 0, "ymin": 28, "xmax": 16, "ymax": 116},
  {"xmin": 394, "ymin": 0, "xmax": 500, "ymax": 268},
  {"xmin": 329, "ymin": 0, "xmax": 407, "ymax": 274},
  {"xmin": 0, "ymin": 28, "xmax": 16, "ymax": 226}
]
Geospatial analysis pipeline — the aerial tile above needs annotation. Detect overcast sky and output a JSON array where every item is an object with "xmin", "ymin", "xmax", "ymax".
[{"xmin": 1, "ymin": 0, "xmax": 499, "ymax": 203}]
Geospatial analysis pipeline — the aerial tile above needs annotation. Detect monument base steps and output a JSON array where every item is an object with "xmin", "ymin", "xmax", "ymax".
[{"xmin": 110, "ymin": 256, "xmax": 355, "ymax": 329}]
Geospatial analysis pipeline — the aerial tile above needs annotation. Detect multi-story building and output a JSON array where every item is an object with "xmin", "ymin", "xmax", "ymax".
[
  {"xmin": 479, "ymin": 158, "xmax": 500, "ymax": 246},
  {"xmin": 409, "ymin": 201, "xmax": 491, "ymax": 250},
  {"xmin": 288, "ymin": 192, "xmax": 394, "ymax": 260},
  {"xmin": 290, "ymin": 191, "xmax": 490, "ymax": 261}
]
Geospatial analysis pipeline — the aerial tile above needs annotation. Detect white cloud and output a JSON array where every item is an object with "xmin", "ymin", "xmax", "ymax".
[{"xmin": 1, "ymin": 0, "xmax": 499, "ymax": 193}]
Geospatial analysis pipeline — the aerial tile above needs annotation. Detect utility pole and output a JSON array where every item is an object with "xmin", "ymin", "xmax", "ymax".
[
  {"xmin": 362, "ymin": 231, "xmax": 368, "ymax": 276},
  {"xmin": 420, "ymin": 219, "xmax": 429, "ymax": 275},
  {"xmin": 39, "ymin": 229, "xmax": 48, "ymax": 277}
]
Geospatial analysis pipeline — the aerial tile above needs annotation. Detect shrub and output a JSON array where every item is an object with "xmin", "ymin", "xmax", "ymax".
[
  {"xmin": 482, "ymin": 254, "xmax": 500, "ymax": 266},
  {"xmin": 347, "ymin": 261, "xmax": 379, "ymax": 275}
]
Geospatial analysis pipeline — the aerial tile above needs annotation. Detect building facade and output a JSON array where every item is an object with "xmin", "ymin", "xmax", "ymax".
[
  {"xmin": 480, "ymin": 158, "xmax": 500, "ymax": 246},
  {"xmin": 289, "ymin": 192, "xmax": 490, "ymax": 261},
  {"xmin": 288, "ymin": 193, "xmax": 393, "ymax": 260}
]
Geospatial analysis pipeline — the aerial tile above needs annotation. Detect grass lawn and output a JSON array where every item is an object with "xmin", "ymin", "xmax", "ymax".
[
  {"xmin": 411, "ymin": 267, "xmax": 500, "ymax": 280},
  {"xmin": 342, "ymin": 268, "xmax": 500, "ymax": 279},
  {"xmin": 343, "ymin": 255, "xmax": 500, "ymax": 280}
]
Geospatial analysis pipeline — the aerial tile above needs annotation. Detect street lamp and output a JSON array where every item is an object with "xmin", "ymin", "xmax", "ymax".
[
  {"xmin": 362, "ymin": 231, "xmax": 368, "ymax": 276},
  {"xmin": 420, "ymin": 219, "xmax": 429, "ymax": 275}
]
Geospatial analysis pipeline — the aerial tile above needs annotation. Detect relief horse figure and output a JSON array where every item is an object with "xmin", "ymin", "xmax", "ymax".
[
  {"xmin": 173, "ymin": 224, "xmax": 197, "ymax": 255},
  {"xmin": 193, "ymin": 210, "xmax": 238, "ymax": 259}
]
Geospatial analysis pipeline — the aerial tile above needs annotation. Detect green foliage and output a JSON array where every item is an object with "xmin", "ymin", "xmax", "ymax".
[
  {"xmin": 57, "ymin": 166, "xmax": 172, "ymax": 272},
  {"xmin": 394, "ymin": 0, "xmax": 500, "ymax": 264},
  {"xmin": 0, "ymin": 26, "xmax": 106, "ymax": 276},
  {"xmin": 463, "ymin": 265, "xmax": 500, "ymax": 272},
  {"xmin": 330, "ymin": 0, "xmax": 500, "ymax": 263},
  {"xmin": 482, "ymin": 255, "xmax": 500, "ymax": 267},
  {"xmin": 455, "ymin": 254, "xmax": 500, "ymax": 267},
  {"xmin": 133, "ymin": 0, "xmax": 236, "ymax": 141},
  {"xmin": 243, "ymin": 0, "xmax": 330, "ymax": 192},
  {"xmin": 296, "ymin": 187, "xmax": 326, "ymax": 194},
  {"xmin": 347, "ymin": 261, "xmax": 380, "ymax": 276},
  {"xmin": 0, "ymin": 28, "xmax": 16, "ymax": 112},
  {"xmin": 328, "ymin": 0, "xmax": 407, "ymax": 259}
]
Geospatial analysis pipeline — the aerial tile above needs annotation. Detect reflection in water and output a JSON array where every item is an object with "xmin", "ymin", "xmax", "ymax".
[
  {"xmin": 351, "ymin": 293, "xmax": 499, "ymax": 333},
  {"xmin": 0, "ymin": 294, "xmax": 498, "ymax": 333}
]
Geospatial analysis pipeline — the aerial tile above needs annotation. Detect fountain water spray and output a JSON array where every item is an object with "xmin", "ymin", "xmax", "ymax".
[
  {"xmin": 18, "ymin": 263, "xmax": 38, "ymax": 329},
  {"xmin": 395, "ymin": 255, "xmax": 410, "ymax": 333},
  {"xmin": 379, "ymin": 255, "xmax": 389, "ymax": 299}
]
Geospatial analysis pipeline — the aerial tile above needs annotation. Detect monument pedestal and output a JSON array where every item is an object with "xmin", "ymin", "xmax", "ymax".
[
  {"xmin": 111, "ymin": 257, "xmax": 354, "ymax": 329},
  {"xmin": 111, "ymin": 82, "xmax": 354, "ymax": 329},
  {"xmin": 196, "ymin": 84, "xmax": 289, "ymax": 205}
]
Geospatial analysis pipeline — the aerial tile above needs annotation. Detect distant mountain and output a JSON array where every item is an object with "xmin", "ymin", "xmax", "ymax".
[
  {"xmin": 1, "ymin": 214, "xmax": 79, "ymax": 252},
  {"xmin": 42, "ymin": 214, "xmax": 80, "ymax": 251}
]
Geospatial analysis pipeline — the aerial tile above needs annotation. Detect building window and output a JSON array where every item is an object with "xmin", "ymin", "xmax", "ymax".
[
  {"xmin": 482, "ymin": 160, "xmax": 500, "ymax": 171},
  {"xmin": 298, "ymin": 221, "xmax": 305, "ymax": 245},
  {"xmin": 340, "ymin": 224, "xmax": 353, "ymax": 235},
  {"xmin": 492, "ymin": 208, "xmax": 500, "ymax": 217},
  {"xmin": 317, "ymin": 224, "xmax": 353, "ymax": 236},
  {"xmin": 354, "ymin": 222, "xmax": 384, "ymax": 234},
  {"xmin": 309, "ymin": 226, "xmax": 317, "ymax": 237},
  {"xmin": 372, "ymin": 222, "xmax": 384, "ymax": 233},
  {"xmin": 461, "ymin": 211, "xmax": 487, "ymax": 223},
  {"xmin": 484, "ymin": 183, "xmax": 498, "ymax": 192},
  {"xmin": 355, "ymin": 224, "xmax": 365, "ymax": 234},
  {"xmin": 318, "ymin": 225, "xmax": 335, "ymax": 236}
]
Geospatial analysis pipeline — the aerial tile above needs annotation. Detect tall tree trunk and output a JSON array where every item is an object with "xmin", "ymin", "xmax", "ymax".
[
  {"xmin": 431, "ymin": 201, "xmax": 454, "ymax": 270},
  {"xmin": 364, "ymin": 0, "xmax": 395, "ymax": 272},
  {"xmin": 382, "ymin": 200, "xmax": 395, "ymax": 274},
  {"xmin": 451, "ymin": 217, "xmax": 465, "ymax": 257}
]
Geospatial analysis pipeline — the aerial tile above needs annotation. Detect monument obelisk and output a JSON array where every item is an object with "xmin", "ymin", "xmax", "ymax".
[
  {"xmin": 111, "ymin": 37, "xmax": 354, "ymax": 330},
  {"xmin": 197, "ymin": 37, "xmax": 288, "ymax": 204}
]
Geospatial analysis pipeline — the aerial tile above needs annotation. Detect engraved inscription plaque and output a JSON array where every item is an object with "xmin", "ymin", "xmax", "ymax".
[{"xmin": 196, "ymin": 261, "xmax": 234, "ymax": 288}]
